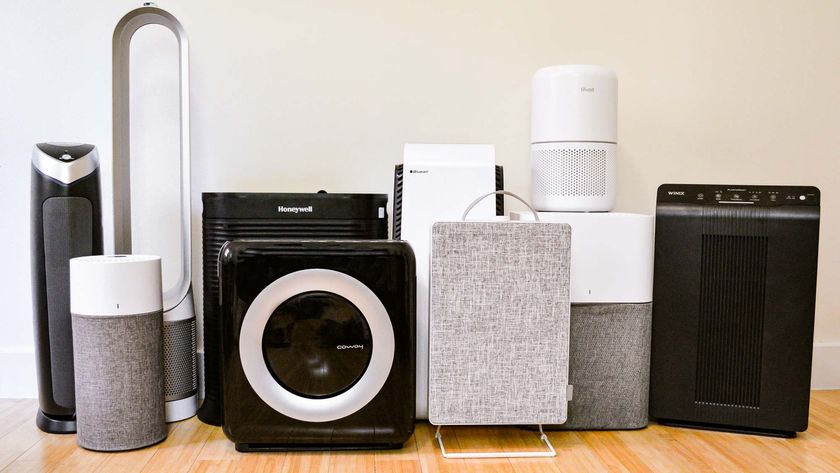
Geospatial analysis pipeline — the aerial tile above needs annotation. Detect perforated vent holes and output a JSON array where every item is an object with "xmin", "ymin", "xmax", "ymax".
[
  {"xmin": 163, "ymin": 318, "xmax": 198, "ymax": 401},
  {"xmin": 533, "ymin": 147, "xmax": 608, "ymax": 197}
]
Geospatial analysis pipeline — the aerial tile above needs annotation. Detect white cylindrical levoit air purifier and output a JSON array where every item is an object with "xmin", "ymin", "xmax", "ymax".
[
  {"xmin": 531, "ymin": 65, "xmax": 617, "ymax": 212},
  {"xmin": 70, "ymin": 255, "xmax": 167, "ymax": 451}
]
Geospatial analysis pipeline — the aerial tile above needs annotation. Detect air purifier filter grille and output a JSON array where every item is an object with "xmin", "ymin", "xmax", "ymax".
[
  {"xmin": 43, "ymin": 197, "xmax": 94, "ymax": 408},
  {"xmin": 532, "ymin": 147, "xmax": 607, "ymax": 197},
  {"xmin": 696, "ymin": 234, "xmax": 767, "ymax": 409},
  {"xmin": 163, "ymin": 319, "xmax": 198, "ymax": 401}
]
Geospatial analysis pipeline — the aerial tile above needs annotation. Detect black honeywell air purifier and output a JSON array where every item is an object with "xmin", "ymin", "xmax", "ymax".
[
  {"xmin": 30, "ymin": 142, "xmax": 103, "ymax": 433},
  {"xmin": 198, "ymin": 192, "xmax": 389, "ymax": 426},
  {"xmin": 219, "ymin": 240, "xmax": 415, "ymax": 450},
  {"xmin": 650, "ymin": 184, "xmax": 820, "ymax": 437}
]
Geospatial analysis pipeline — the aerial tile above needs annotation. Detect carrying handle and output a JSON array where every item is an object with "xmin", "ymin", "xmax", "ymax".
[
  {"xmin": 112, "ymin": 4, "xmax": 192, "ymax": 312},
  {"xmin": 462, "ymin": 190, "xmax": 540, "ymax": 222}
]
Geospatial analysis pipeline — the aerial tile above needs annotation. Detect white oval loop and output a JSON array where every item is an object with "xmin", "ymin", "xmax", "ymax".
[{"xmin": 239, "ymin": 268, "xmax": 395, "ymax": 422}]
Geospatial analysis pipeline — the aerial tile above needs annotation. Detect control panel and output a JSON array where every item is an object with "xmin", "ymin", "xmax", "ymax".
[
  {"xmin": 657, "ymin": 184, "xmax": 820, "ymax": 207},
  {"xmin": 36, "ymin": 143, "xmax": 95, "ymax": 162}
]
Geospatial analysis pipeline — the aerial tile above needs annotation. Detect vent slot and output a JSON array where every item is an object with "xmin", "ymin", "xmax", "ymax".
[{"xmin": 695, "ymin": 234, "xmax": 767, "ymax": 409}]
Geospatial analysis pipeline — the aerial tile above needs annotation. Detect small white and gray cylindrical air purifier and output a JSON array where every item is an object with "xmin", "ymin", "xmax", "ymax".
[
  {"xmin": 70, "ymin": 255, "xmax": 167, "ymax": 451},
  {"xmin": 531, "ymin": 65, "xmax": 617, "ymax": 212}
]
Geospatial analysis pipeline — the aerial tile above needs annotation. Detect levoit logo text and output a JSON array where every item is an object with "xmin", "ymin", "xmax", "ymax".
[{"xmin": 277, "ymin": 205, "xmax": 313, "ymax": 214}]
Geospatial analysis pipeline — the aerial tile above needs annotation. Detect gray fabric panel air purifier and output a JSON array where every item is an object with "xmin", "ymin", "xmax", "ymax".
[{"xmin": 428, "ymin": 220, "xmax": 571, "ymax": 426}]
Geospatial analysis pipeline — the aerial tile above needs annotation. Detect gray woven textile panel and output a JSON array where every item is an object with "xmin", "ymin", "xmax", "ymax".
[
  {"xmin": 72, "ymin": 311, "xmax": 167, "ymax": 451},
  {"xmin": 552, "ymin": 303, "xmax": 652, "ymax": 430},
  {"xmin": 428, "ymin": 221, "xmax": 571, "ymax": 426}
]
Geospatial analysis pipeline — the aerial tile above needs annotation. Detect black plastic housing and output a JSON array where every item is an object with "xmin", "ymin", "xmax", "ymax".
[
  {"xmin": 198, "ymin": 192, "xmax": 389, "ymax": 426},
  {"xmin": 31, "ymin": 158, "xmax": 103, "ymax": 434},
  {"xmin": 650, "ymin": 184, "xmax": 820, "ymax": 437},
  {"xmin": 219, "ymin": 240, "xmax": 415, "ymax": 450}
]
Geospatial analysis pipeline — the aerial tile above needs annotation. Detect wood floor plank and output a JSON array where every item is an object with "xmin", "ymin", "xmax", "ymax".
[
  {"xmin": 327, "ymin": 450, "xmax": 374, "ymax": 473},
  {"xmin": 0, "ymin": 412, "xmax": 47, "ymax": 471},
  {"xmin": 193, "ymin": 428, "xmax": 244, "ymax": 462},
  {"xmin": 374, "ymin": 431, "xmax": 421, "ymax": 473},
  {"xmin": 190, "ymin": 457, "xmax": 286, "ymax": 473},
  {"xmin": 577, "ymin": 430, "xmax": 650, "ymax": 472},
  {"xmin": 276, "ymin": 451, "xmax": 330, "ymax": 473},
  {"xmin": 0, "ymin": 400, "xmax": 39, "ymax": 440},
  {"xmin": 3, "ymin": 392, "xmax": 840, "ymax": 472},
  {"xmin": 613, "ymin": 424, "xmax": 713, "ymax": 472},
  {"xmin": 543, "ymin": 431, "xmax": 608, "ymax": 472},
  {"xmin": 140, "ymin": 418, "xmax": 214, "ymax": 473},
  {"xmin": 447, "ymin": 425, "xmax": 517, "ymax": 473},
  {"xmin": 414, "ymin": 422, "xmax": 466, "ymax": 473}
]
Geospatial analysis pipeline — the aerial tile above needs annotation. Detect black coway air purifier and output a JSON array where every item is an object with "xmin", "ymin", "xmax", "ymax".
[{"xmin": 30, "ymin": 142, "xmax": 103, "ymax": 433}]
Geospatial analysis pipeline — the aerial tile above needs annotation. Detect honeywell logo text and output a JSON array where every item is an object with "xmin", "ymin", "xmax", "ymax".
[
  {"xmin": 336, "ymin": 344, "xmax": 365, "ymax": 350},
  {"xmin": 277, "ymin": 205, "xmax": 313, "ymax": 213}
]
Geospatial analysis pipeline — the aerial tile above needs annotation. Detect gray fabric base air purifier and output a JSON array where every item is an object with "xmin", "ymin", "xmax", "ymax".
[
  {"xmin": 511, "ymin": 211, "xmax": 654, "ymax": 431},
  {"xmin": 70, "ymin": 255, "xmax": 167, "ymax": 451}
]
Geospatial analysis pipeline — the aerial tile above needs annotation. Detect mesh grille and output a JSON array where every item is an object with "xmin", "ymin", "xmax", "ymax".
[
  {"xmin": 163, "ymin": 318, "xmax": 197, "ymax": 401},
  {"xmin": 695, "ymin": 231, "xmax": 767, "ymax": 409},
  {"xmin": 532, "ymin": 147, "xmax": 607, "ymax": 197}
]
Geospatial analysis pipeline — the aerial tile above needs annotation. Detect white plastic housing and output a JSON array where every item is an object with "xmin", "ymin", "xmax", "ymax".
[
  {"xmin": 70, "ymin": 255, "xmax": 162, "ymax": 316},
  {"xmin": 531, "ymin": 65, "xmax": 617, "ymax": 143},
  {"xmin": 531, "ymin": 65, "xmax": 617, "ymax": 212},
  {"xmin": 511, "ymin": 211, "xmax": 653, "ymax": 303},
  {"xmin": 400, "ymin": 143, "xmax": 497, "ymax": 419}
]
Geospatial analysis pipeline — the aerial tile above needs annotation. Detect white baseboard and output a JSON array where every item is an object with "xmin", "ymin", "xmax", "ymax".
[
  {"xmin": 1, "ymin": 344, "xmax": 838, "ymax": 399},
  {"xmin": 0, "ymin": 348, "xmax": 37, "ymax": 398},
  {"xmin": 812, "ymin": 342, "xmax": 840, "ymax": 389}
]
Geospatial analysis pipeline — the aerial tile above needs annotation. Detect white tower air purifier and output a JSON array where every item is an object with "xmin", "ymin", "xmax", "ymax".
[
  {"xmin": 113, "ymin": 5, "xmax": 198, "ymax": 423},
  {"xmin": 531, "ymin": 65, "xmax": 617, "ymax": 212}
]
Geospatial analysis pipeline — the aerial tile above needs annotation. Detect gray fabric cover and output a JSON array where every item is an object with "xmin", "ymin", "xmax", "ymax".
[
  {"xmin": 72, "ymin": 311, "xmax": 167, "ymax": 451},
  {"xmin": 428, "ymin": 221, "xmax": 571, "ymax": 425},
  {"xmin": 551, "ymin": 303, "xmax": 652, "ymax": 430}
]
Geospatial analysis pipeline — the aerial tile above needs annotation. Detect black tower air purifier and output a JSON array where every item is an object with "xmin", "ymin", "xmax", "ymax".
[
  {"xmin": 650, "ymin": 184, "xmax": 820, "ymax": 437},
  {"xmin": 198, "ymin": 192, "xmax": 389, "ymax": 426},
  {"xmin": 30, "ymin": 142, "xmax": 103, "ymax": 433}
]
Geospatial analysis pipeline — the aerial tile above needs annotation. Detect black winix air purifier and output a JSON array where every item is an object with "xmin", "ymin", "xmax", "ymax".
[
  {"xmin": 650, "ymin": 184, "xmax": 820, "ymax": 437},
  {"xmin": 198, "ymin": 192, "xmax": 389, "ymax": 426},
  {"xmin": 30, "ymin": 142, "xmax": 103, "ymax": 433}
]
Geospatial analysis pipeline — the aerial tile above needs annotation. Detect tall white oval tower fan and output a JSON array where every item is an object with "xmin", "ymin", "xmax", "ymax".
[
  {"xmin": 531, "ymin": 65, "xmax": 617, "ymax": 212},
  {"xmin": 113, "ymin": 3, "xmax": 198, "ymax": 422}
]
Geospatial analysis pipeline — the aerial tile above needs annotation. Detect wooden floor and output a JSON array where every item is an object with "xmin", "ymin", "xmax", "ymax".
[{"xmin": 2, "ymin": 392, "xmax": 840, "ymax": 472}]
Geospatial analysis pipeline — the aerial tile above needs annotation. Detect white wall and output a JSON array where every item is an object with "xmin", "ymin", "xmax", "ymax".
[{"xmin": 2, "ymin": 0, "xmax": 839, "ymax": 396}]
